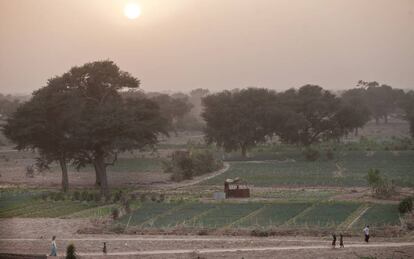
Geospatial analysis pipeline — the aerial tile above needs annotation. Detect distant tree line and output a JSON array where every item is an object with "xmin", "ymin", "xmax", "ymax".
[
  {"xmin": 202, "ymin": 83, "xmax": 414, "ymax": 156},
  {"xmin": 2, "ymin": 59, "xmax": 414, "ymax": 193}
]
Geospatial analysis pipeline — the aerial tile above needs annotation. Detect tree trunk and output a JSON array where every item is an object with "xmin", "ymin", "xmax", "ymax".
[
  {"xmin": 354, "ymin": 128, "xmax": 359, "ymax": 136},
  {"xmin": 95, "ymin": 152, "xmax": 109, "ymax": 197},
  {"xmin": 384, "ymin": 114, "xmax": 388, "ymax": 124},
  {"xmin": 58, "ymin": 157, "xmax": 69, "ymax": 193},
  {"xmin": 375, "ymin": 117, "xmax": 379, "ymax": 125},
  {"xmin": 93, "ymin": 163, "xmax": 101, "ymax": 187}
]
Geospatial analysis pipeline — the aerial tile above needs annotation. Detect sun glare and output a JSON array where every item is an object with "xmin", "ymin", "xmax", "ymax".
[{"xmin": 124, "ymin": 3, "xmax": 141, "ymax": 20}]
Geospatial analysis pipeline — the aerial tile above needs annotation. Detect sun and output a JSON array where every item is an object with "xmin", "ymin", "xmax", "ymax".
[{"xmin": 124, "ymin": 3, "xmax": 141, "ymax": 20}]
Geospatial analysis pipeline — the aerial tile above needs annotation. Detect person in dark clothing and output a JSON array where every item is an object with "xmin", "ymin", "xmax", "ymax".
[
  {"xmin": 103, "ymin": 242, "xmax": 107, "ymax": 254},
  {"xmin": 339, "ymin": 233, "xmax": 344, "ymax": 248},
  {"xmin": 332, "ymin": 234, "xmax": 337, "ymax": 248}
]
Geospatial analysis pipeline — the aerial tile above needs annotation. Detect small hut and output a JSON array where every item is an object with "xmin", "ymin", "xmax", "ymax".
[{"xmin": 224, "ymin": 177, "xmax": 250, "ymax": 198}]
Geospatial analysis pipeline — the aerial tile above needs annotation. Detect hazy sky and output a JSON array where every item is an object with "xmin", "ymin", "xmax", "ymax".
[{"xmin": 1, "ymin": 0, "xmax": 413, "ymax": 94}]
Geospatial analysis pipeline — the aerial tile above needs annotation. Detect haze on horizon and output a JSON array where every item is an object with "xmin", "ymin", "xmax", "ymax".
[{"xmin": 0, "ymin": 0, "xmax": 413, "ymax": 95}]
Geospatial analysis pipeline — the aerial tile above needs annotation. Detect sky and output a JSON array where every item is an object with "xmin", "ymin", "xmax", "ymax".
[{"xmin": 0, "ymin": 0, "xmax": 413, "ymax": 94}]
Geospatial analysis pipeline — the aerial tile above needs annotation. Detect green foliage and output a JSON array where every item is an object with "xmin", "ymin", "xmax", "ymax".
[
  {"xmin": 202, "ymin": 88, "xmax": 278, "ymax": 156},
  {"xmin": 164, "ymin": 149, "xmax": 222, "ymax": 182},
  {"xmin": 203, "ymin": 151, "xmax": 414, "ymax": 188},
  {"xmin": 303, "ymin": 147, "xmax": 320, "ymax": 161},
  {"xmin": 116, "ymin": 201, "xmax": 400, "ymax": 229},
  {"xmin": 354, "ymin": 204, "xmax": 401, "ymax": 228},
  {"xmin": 81, "ymin": 191, "xmax": 88, "ymax": 201},
  {"xmin": 66, "ymin": 243, "xmax": 77, "ymax": 259},
  {"xmin": 366, "ymin": 169, "xmax": 395, "ymax": 198},
  {"xmin": 72, "ymin": 191, "xmax": 80, "ymax": 201},
  {"xmin": 399, "ymin": 197, "xmax": 413, "ymax": 214}
]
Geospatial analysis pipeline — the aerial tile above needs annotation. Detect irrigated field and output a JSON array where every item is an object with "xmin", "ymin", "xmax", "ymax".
[
  {"xmin": 117, "ymin": 201, "xmax": 402, "ymax": 230},
  {"xmin": 202, "ymin": 151, "xmax": 414, "ymax": 187}
]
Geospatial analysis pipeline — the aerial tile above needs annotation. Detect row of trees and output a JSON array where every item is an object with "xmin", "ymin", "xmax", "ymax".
[
  {"xmin": 4, "ymin": 61, "xmax": 168, "ymax": 196},
  {"xmin": 202, "ymin": 84, "xmax": 414, "ymax": 156}
]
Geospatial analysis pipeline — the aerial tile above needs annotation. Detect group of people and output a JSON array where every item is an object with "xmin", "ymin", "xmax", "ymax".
[
  {"xmin": 47, "ymin": 225, "xmax": 372, "ymax": 256},
  {"xmin": 331, "ymin": 225, "xmax": 370, "ymax": 249}
]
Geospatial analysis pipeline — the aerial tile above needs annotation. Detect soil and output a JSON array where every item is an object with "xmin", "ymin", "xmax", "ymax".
[{"xmin": 0, "ymin": 219, "xmax": 413, "ymax": 258}]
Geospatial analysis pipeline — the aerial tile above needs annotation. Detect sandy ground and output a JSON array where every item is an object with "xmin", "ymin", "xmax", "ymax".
[{"xmin": 0, "ymin": 218, "xmax": 413, "ymax": 258}]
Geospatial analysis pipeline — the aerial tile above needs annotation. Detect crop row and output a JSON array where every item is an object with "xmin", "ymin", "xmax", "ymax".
[{"xmin": 119, "ymin": 201, "xmax": 401, "ymax": 229}]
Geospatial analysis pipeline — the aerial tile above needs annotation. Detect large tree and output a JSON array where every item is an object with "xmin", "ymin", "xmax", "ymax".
[
  {"xmin": 151, "ymin": 93, "xmax": 192, "ymax": 133},
  {"xmin": 275, "ymin": 85, "xmax": 342, "ymax": 146},
  {"xmin": 3, "ymin": 76, "xmax": 80, "ymax": 192},
  {"xmin": 358, "ymin": 81, "xmax": 401, "ymax": 124},
  {"xmin": 62, "ymin": 60, "xmax": 168, "ymax": 196},
  {"xmin": 202, "ymin": 88, "xmax": 277, "ymax": 157},
  {"xmin": 340, "ymin": 88, "xmax": 371, "ymax": 135}
]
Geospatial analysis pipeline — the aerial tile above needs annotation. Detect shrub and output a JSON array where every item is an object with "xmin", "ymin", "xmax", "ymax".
[
  {"xmin": 366, "ymin": 169, "xmax": 395, "ymax": 198},
  {"xmin": 113, "ymin": 191, "xmax": 123, "ymax": 203},
  {"xmin": 66, "ymin": 243, "xmax": 77, "ymax": 259},
  {"xmin": 164, "ymin": 149, "xmax": 223, "ymax": 182},
  {"xmin": 94, "ymin": 192, "xmax": 101, "ymax": 202},
  {"xmin": 87, "ymin": 193, "xmax": 94, "ymax": 202},
  {"xmin": 73, "ymin": 191, "xmax": 81, "ymax": 201},
  {"xmin": 112, "ymin": 207, "xmax": 120, "ymax": 220},
  {"xmin": 303, "ymin": 147, "xmax": 320, "ymax": 161},
  {"xmin": 81, "ymin": 190, "xmax": 88, "ymax": 201},
  {"xmin": 399, "ymin": 197, "xmax": 413, "ymax": 214},
  {"xmin": 151, "ymin": 193, "xmax": 158, "ymax": 202},
  {"xmin": 105, "ymin": 193, "xmax": 112, "ymax": 203}
]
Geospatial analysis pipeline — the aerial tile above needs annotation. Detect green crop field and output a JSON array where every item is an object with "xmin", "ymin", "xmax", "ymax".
[
  {"xmin": 202, "ymin": 151, "xmax": 414, "ymax": 187},
  {"xmin": 117, "ymin": 201, "xmax": 401, "ymax": 230},
  {"xmin": 0, "ymin": 191, "xmax": 98, "ymax": 218},
  {"xmin": 291, "ymin": 202, "xmax": 361, "ymax": 227},
  {"xmin": 192, "ymin": 203, "xmax": 263, "ymax": 228},
  {"xmin": 236, "ymin": 203, "xmax": 311, "ymax": 227},
  {"xmin": 353, "ymin": 204, "xmax": 401, "ymax": 228}
]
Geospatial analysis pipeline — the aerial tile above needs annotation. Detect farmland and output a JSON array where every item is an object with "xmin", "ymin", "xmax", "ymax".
[
  {"xmin": 116, "ymin": 201, "xmax": 402, "ymax": 230},
  {"xmin": 202, "ymin": 150, "xmax": 414, "ymax": 187}
]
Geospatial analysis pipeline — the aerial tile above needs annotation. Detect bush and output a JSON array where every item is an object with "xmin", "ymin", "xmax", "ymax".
[
  {"xmin": 164, "ymin": 149, "xmax": 223, "ymax": 182},
  {"xmin": 151, "ymin": 193, "xmax": 158, "ymax": 202},
  {"xmin": 366, "ymin": 169, "xmax": 395, "ymax": 198},
  {"xmin": 81, "ymin": 190, "xmax": 89, "ymax": 201},
  {"xmin": 66, "ymin": 243, "xmax": 77, "ymax": 259},
  {"xmin": 87, "ymin": 193, "xmax": 94, "ymax": 202},
  {"xmin": 303, "ymin": 147, "xmax": 320, "ymax": 161},
  {"xmin": 72, "ymin": 191, "xmax": 81, "ymax": 201},
  {"xmin": 112, "ymin": 207, "xmax": 120, "ymax": 220},
  {"xmin": 94, "ymin": 192, "xmax": 101, "ymax": 202},
  {"xmin": 113, "ymin": 191, "xmax": 123, "ymax": 203},
  {"xmin": 399, "ymin": 197, "xmax": 413, "ymax": 214}
]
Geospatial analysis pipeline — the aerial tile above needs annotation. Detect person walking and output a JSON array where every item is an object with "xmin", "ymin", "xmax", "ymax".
[
  {"xmin": 332, "ymin": 234, "xmax": 337, "ymax": 248},
  {"xmin": 339, "ymin": 233, "xmax": 344, "ymax": 248},
  {"xmin": 363, "ymin": 225, "xmax": 370, "ymax": 243},
  {"xmin": 103, "ymin": 242, "xmax": 107, "ymax": 254},
  {"xmin": 49, "ymin": 236, "xmax": 57, "ymax": 256}
]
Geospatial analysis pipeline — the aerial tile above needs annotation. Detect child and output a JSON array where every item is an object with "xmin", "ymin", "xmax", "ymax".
[{"xmin": 339, "ymin": 233, "xmax": 344, "ymax": 248}]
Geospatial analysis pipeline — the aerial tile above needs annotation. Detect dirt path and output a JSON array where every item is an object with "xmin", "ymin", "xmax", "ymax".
[{"xmin": 57, "ymin": 242, "xmax": 414, "ymax": 256}]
